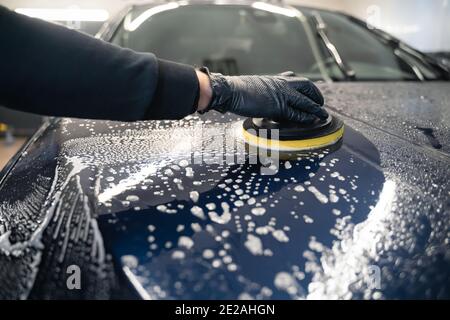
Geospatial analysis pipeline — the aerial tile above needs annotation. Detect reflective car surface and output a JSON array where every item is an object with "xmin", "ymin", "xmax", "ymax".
[{"xmin": 0, "ymin": 1, "xmax": 449, "ymax": 300}]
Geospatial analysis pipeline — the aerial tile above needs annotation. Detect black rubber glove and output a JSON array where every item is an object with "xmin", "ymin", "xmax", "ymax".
[{"xmin": 201, "ymin": 69, "xmax": 328, "ymax": 123}]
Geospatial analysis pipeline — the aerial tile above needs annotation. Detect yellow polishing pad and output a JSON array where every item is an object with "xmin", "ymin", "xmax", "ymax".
[{"xmin": 242, "ymin": 116, "xmax": 344, "ymax": 151}]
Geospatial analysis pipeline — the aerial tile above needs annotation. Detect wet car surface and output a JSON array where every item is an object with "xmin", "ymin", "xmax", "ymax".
[{"xmin": 0, "ymin": 82, "xmax": 449, "ymax": 299}]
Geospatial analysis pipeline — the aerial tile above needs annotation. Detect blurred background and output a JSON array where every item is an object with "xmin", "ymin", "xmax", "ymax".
[{"xmin": 1, "ymin": 0, "xmax": 449, "ymax": 169}]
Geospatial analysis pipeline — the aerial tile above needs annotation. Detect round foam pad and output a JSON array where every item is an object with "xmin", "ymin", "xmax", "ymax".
[{"xmin": 242, "ymin": 115, "xmax": 344, "ymax": 151}]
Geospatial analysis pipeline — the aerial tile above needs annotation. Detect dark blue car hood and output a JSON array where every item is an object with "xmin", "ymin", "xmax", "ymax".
[{"xmin": 0, "ymin": 82, "xmax": 449, "ymax": 299}]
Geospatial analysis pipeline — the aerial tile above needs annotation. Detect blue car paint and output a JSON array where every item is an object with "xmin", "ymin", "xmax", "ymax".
[{"xmin": 94, "ymin": 120, "xmax": 385, "ymax": 299}]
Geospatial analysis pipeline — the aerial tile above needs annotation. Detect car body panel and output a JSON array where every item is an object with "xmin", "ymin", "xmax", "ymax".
[{"xmin": 0, "ymin": 82, "xmax": 449, "ymax": 299}]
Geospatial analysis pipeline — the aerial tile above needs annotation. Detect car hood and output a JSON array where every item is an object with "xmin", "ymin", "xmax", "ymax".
[
  {"xmin": 0, "ymin": 82, "xmax": 449, "ymax": 299},
  {"xmin": 320, "ymin": 82, "xmax": 450, "ymax": 155}
]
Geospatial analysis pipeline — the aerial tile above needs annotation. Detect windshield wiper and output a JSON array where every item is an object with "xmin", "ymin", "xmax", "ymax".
[
  {"xmin": 311, "ymin": 11, "xmax": 356, "ymax": 80},
  {"xmin": 367, "ymin": 29, "xmax": 423, "ymax": 80},
  {"xmin": 365, "ymin": 26, "xmax": 450, "ymax": 80},
  {"xmin": 395, "ymin": 42, "xmax": 450, "ymax": 80}
]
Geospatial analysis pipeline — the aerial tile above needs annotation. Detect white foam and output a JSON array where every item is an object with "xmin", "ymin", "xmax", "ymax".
[
  {"xmin": 245, "ymin": 234, "xmax": 263, "ymax": 256},
  {"xmin": 202, "ymin": 249, "xmax": 215, "ymax": 259},
  {"xmin": 272, "ymin": 230, "xmax": 289, "ymax": 242},
  {"xmin": 189, "ymin": 191, "xmax": 199, "ymax": 203},
  {"xmin": 251, "ymin": 207, "xmax": 266, "ymax": 216},
  {"xmin": 190, "ymin": 206, "xmax": 206, "ymax": 220},
  {"xmin": 308, "ymin": 186, "xmax": 328, "ymax": 204},
  {"xmin": 178, "ymin": 236, "xmax": 194, "ymax": 250}
]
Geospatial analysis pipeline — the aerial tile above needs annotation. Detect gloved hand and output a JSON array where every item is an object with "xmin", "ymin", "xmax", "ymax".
[{"xmin": 200, "ymin": 69, "xmax": 328, "ymax": 123}]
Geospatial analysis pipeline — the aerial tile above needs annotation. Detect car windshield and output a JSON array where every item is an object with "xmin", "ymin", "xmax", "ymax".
[
  {"xmin": 111, "ymin": 4, "xmax": 445, "ymax": 81},
  {"xmin": 112, "ymin": 4, "xmax": 323, "ymax": 78}
]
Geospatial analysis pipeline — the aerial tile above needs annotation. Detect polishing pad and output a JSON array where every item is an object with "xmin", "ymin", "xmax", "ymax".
[{"xmin": 242, "ymin": 115, "xmax": 344, "ymax": 151}]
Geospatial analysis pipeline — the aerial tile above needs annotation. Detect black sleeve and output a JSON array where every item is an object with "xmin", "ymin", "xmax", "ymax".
[{"xmin": 0, "ymin": 6, "xmax": 199, "ymax": 121}]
